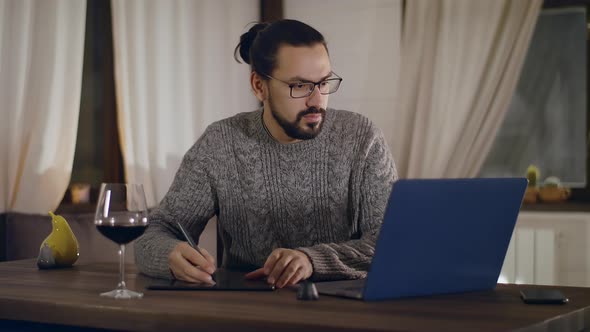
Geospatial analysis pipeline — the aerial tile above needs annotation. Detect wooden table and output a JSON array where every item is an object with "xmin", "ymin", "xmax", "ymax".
[{"xmin": 0, "ymin": 259, "xmax": 589, "ymax": 331}]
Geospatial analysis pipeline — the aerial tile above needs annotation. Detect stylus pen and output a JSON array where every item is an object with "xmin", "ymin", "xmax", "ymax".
[
  {"xmin": 176, "ymin": 221, "xmax": 216, "ymax": 282},
  {"xmin": 175, "ymin": 221, "xmax": 204, "ymax": 256}
]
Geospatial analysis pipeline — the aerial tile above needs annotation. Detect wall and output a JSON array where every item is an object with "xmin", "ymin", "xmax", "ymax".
[
  {"xmin": 4, "ymin": 213, "xmax": 217, "ymax": 267},
  {"xmin": 284, "ymin": 0, "xmax": 402, "ymax": 152}
]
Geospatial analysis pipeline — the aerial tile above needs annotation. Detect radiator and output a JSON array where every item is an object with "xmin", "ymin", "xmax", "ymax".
[{"xmin": 499, "ymin": 227, "xmax": 556, "ymax": 285}]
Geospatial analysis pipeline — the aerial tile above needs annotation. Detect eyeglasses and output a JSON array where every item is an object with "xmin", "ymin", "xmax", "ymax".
[{"xmin": 264, "ymin": 72, "xmax": 343, "ymax": 98}]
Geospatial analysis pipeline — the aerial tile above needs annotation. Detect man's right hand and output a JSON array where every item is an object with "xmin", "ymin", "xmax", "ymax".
[{"xmin": 168, "ymin": 242, "xmax": 216, "ymax": 283}]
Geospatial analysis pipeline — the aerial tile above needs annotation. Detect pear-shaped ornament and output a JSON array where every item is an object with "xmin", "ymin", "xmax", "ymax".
[{"xmin": 37, "ymin": 212, "xmax": 80, "ymax": 269}]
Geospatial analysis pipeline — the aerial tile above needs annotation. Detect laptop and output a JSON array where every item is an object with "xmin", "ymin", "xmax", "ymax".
[{"xmin": 315, "ymin": 178, "xmax": 527, "ymax": 301}]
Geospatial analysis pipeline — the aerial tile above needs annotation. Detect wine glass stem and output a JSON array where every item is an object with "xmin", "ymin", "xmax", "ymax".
[{"xmin": 118, "ymin": 244, "xmax": 126, "ymax": 289}]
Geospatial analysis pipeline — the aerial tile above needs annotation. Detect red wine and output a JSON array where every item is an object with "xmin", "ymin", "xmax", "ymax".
[{"xmin": 97, "ymin": 225, "xmax": 148, "ymax": 244}]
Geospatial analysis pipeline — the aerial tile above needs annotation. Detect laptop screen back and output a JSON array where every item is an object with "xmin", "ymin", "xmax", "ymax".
[{"xmin": 363, "ymin": 178, "xmax": 527, "ymax": 301}]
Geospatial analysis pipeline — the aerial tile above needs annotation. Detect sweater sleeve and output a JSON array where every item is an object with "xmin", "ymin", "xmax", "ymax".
[
  {"xmin": 134, "ymin": 126, "xmax": 219, "ymax": 279},
  {"xmin": 297, "ymin": 124, "xmax": 397, "ymax": 281}
]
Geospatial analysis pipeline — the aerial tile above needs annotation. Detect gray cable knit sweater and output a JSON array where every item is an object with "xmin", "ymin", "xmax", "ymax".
[{"xmin": 134, "ymin": 108, "xmax": 397, "ymax": 281}]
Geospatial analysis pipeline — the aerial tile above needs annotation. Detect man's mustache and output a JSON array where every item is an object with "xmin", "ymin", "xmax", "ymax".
[{"xmin": 297, "ymin": 107, "xmax": 325, "ymax": 121}]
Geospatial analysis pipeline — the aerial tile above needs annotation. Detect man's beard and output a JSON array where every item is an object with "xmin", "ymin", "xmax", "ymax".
[{"xmin": 268, "ymin": 95, "xmax": 326, "ymax": 140}]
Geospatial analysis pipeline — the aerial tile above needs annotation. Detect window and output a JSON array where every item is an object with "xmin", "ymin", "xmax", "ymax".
[
  {"xmin": 58, "ymin": 0, "xmax": 123, "ymax": 211},
  {"xmin": 58, "ymin": 0, "xmax": 279, "ymax": 213},
  {"xmin": 480, "ymin": 7, "xmax": 588, "ymax": 194}
]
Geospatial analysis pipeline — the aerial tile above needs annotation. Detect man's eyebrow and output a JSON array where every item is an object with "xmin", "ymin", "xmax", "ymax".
[{"xmin": 288, "ymin": 73, "xmax": 333, "ymax": 83}]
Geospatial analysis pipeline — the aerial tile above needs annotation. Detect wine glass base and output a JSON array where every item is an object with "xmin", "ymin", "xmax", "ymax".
[{"xmin": 100, "ymin": 288, "xmax": 143, "ymax": 299}]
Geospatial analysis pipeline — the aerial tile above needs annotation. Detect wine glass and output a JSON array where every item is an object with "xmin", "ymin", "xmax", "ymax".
[{"xmin": 94, "ymin": 183, "xmax": 149, "ymax": 299}]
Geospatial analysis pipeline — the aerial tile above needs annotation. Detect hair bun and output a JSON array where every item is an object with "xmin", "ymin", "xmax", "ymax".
[{"xmin": 235, "ymin": 22, "xmax": 269, "ymax": 64}]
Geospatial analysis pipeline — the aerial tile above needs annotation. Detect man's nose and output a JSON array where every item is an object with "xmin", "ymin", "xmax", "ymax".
[{"xmin": 306, "ymin": 85, "xmax": 324, "ymax": 108}]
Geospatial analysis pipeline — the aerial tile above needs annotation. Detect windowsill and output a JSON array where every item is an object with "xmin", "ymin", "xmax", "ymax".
[
  {"xmin": 55, "ymin": 203, "xmax": 155, "ymax": 215},
  {"xmin": 55, "ymin": 203, "xmax": 96, "ymax": 215},
  {"xmin": 521, "ymin": 201, "xmax": 590, "ymax": 212},
  {"xmin": 54, "ymin": 201, "xmax": 590, "ymax": 215}
]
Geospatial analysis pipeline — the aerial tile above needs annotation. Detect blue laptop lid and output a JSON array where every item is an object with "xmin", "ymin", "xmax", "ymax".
[{"xmin": 363, "ymin": 178, "xmax": 527, "ymax": 301}]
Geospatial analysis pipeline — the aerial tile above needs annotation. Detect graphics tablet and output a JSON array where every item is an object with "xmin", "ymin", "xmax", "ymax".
[{"xmin": 147, "ymin": 269, "xmax": 275, "ymax": 291}]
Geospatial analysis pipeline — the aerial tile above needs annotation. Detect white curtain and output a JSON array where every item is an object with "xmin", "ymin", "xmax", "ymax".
[
  {"xmin": 0, "ymin": 0, "xmax": 86, "ymax": 214},
  {"xmin": 285, "ymin": 0, "xmax": 402, "ymax": 152},
  {"xmin": 111, "ymin": 0, "xmax": 259, "ymax": 207},
  {"xmin": 286, "ymin": 0, "xmax": 541, "ymax": 179},
  {"xmin": 393, "ymin": 0, "xmax": 542, "ymax": 178}
]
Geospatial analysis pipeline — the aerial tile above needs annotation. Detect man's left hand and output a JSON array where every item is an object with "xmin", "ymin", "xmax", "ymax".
[{"xmin": 245, "ymin": 248, "xmax": 313, "ymax": 288}]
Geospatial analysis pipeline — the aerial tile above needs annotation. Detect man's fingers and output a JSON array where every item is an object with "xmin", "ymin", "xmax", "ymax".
[
  {"xmin": 244, "ymin": 268, "xmax": 266, "ymax": 280},
  {"xmin": 179, "ymin": 243, "xmax": 216, "ymax": 274},
  {"xmin": 286, "ymin": 267, "xmax": 306, "ymax": 286},
  {"xmin": 263, "ymin": 249, "xmax": 282, "ymax": 275},
  {"xmin": 200, "ymin": 247, "xmax": 216, "ymax": 266},
  {"xmin": 245, "ymin": 249, "xmax": 313, "ymax": 287},
  {"xmin": 268, "ymin": 255, "xmax": 293, "ymax": 285},
  {"xmin": 172, "ymin": 267, "xmax": 207, "ymax": 284},
  {"xmin": 275, "ymin": 260, "xmax": 299, "ymax": 288},
  {"xmin": 169, "ymin": 249, "xmax": 214, "ymax": 283}
]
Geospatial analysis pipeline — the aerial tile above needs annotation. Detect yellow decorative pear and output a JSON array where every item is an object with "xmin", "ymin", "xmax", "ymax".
[{"xmin": 37, "ymin": 212, "xmax": 80, "ymax": 268}]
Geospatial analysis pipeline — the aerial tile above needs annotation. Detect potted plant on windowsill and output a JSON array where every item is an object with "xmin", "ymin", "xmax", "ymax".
[
  {"xmin": 523, "ymin": 165, "xmax": 540, "ymax": 204},
  {"xmin": 539, "ymin": 176, "xmax": 571, "ymax": 203}
]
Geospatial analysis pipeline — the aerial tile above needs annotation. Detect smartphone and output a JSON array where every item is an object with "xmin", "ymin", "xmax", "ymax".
[{"xmin": 520, "ymin": 288, "xmax": 569, "ymax": 304}]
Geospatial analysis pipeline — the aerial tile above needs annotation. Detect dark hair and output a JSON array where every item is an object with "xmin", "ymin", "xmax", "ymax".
[{"xmin": 234, "ymin": 19, "xmax": 328, "ymax": 78}]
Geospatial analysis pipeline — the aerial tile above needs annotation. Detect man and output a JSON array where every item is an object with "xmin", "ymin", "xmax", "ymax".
[{"xmin": 134, "ymin": 19, "xmax": 397, "ymax": 289}]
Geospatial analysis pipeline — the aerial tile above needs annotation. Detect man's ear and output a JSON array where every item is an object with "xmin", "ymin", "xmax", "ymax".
[{"xmin": 250, "ymin": 71, "xmax": 267, "ymax": 102}]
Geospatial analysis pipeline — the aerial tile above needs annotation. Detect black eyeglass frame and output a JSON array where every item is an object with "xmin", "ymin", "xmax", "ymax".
[{"xmin": 264, "ymin": 72, "xmax": 343, "ymax": 98}]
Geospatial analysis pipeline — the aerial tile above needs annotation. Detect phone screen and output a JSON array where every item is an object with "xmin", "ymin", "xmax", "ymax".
[{"xmin": 520, "ymin": 288, "xmax": 568, "ymax": 304}]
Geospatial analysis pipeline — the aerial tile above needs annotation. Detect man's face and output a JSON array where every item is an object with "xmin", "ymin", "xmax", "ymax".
[{"xmin": 265, "ymin": 43, "xmax": 331, "ymax": 140}]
